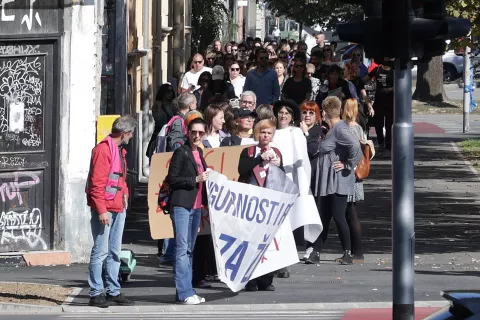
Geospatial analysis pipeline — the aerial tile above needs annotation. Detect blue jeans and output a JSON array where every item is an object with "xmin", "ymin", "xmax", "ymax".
[
  {"xmin": 88, "ymin": 210, "xmax": 126, "ymax": 297},
  {"xmin": 171, "ymin": 206, "xmax": 201, "ymax": 301}
]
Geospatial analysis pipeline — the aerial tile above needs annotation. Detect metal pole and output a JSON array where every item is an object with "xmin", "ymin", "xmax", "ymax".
[
  {"xmin": 463, "ymin": 46, "xmax": 471, "ymax": 133},
  {"xmin": 141, "ymin": 0, "xmax": 151, "ymax": 177},
  {"xmin": 392, "ymin": 58, "xmax": 415, "ymax": 320}
]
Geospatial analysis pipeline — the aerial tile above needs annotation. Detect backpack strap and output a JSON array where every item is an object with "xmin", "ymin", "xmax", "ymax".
[
  {"xmin": 165, "ymin": 116, "xmax": 185, "ymax": 135},
  {"xmin": 248, "ymin": 145, "xmax": 256, "ymax": 158},
  {"xmin": 271, "ymin": 147, "xmax": 282, "ymax": 159}
]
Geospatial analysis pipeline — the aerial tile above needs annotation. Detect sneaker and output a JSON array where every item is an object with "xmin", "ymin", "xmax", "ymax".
[
  {"xmin": 194, "ymin": 280, "xmax": 212, "ymax": 289},
  {"xmin": 305, "ymin": 250, "xmax": 321, "ymax": 264},
  {"xmin": 106, "ymin": 293, "xmax": 135, "ymax": 306},
  {"xmin": 88, "ymin": 294, "xmax": 109, "ymax": 308},
  {"xmin": 303, "ymin": 247, "xmax": 314, "ymax": 261},
  {"xmin": 182, "ymin": 294, "xmax": 206, "ymax": 305}
]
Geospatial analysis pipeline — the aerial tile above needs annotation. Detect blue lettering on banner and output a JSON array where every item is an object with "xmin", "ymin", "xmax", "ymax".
[
  {"xmin": 240, "ymin": 233, "xmax": 272, "ymax": 283},
  {"xmin": 219, "ymin": 233, "xmax": 248, "ymax": 282},
  {"xmin": 208, "ymin": 180, "xmax": 293, "ymax": 226}
]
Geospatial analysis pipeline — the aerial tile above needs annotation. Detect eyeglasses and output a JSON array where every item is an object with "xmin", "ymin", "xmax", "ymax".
[
  {"xmin": 294, "ymin": 64, "xmax": 305, "ymax": 68},
  {"xmin": 190, "ymin": 130, "xmax": 205, "ymax": 137},
  {"xmin": 302, "ymin": 110, "xmax": 316, "ymax": 116},
  {"xmin": 193, "ymin": 60, "xmax": 204, "ymax": 64},
  {"xmin": 259, "ymin": 57, "xmax": 269, "ymax": 61},
  {"xmin": 241, "ymin": 100, "xmax": 254, "ymax": 105},
  {"xmin": 238, "ymin": 49, "xmax": 246, "ymax": 53},
  {"xmin": 230, "ymin": 68, "xmax": 240, "ymax": 71}
]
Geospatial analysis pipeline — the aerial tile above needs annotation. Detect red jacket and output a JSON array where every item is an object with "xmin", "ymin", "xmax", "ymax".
[{"xmin": 86, "ymin": 141, "xmax": 129, "ymax": 214}]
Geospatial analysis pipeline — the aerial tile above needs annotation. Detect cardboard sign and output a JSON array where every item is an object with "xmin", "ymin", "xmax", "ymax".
[{"xmin": 148, "ymin": 145, "xmax": 248, "ymax": 240}]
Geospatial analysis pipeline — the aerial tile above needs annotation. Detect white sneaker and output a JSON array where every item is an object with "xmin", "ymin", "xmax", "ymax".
[
  {"xmin": 182, "ymin": 294, "xmax": 206, "ymax": 305},
  {"xmin": 303, "ymin": 247, "xmax": 314, "ymax": 261}
]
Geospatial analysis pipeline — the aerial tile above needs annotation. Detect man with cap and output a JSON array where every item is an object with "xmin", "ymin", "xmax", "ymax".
[
  {"xmin": 199, "ymin": 65, "xmax": 236, "ymax": 111},
  {"xmin": 220, "ymin": 108, "xmax": 256, "ymax": 147}
]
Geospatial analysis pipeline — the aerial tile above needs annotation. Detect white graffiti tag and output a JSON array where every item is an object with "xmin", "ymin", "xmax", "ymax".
[{"xmin": 0, "ymin": 208, "xmax": 47, "ymax": 249}]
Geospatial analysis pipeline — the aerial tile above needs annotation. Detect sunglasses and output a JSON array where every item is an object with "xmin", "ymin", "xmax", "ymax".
[
  {"xmin": 302, "ymin": 110, "xmax": 316, "ymax": 116},
  {"xmin": 232, "ymin": 49, "xmax": 238, "ymax": 51},
  {"xmin": 259, "ymin": 57, "xmax": 269, "ymax": 61},
  {"xmin": 230, "ymin": 68, "xmax": 240, "ymax": 71},
  {"xmin": 193, "ymin": 60, "xmax": 204, "ymax": 64},
  {"xmin": 190, "ymin": 130, "xmax": 205, "ymax": 137},
  {"xmin": 207, "ymin": 57, "xmax": 214, "ymax": 60},
  {"xmin": 294, "ymin": 64, "xmax": 305, "ymax": 68}
]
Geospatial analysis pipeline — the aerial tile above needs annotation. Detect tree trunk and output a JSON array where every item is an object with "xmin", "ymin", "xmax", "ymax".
[{"xmin": 412, "ymin": 55, "xmax": 447, "ymax": 102}]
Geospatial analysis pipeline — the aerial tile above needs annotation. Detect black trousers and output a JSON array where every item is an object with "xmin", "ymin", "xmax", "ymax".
[
  {"xmin": 192, "ymin": 234, "xmax": 217, "ymax": 284},
  {"xmin": 247, "ymin": 272, "xmax": 274, "ymax": 289},
  {"xmin": 373, "ymin": 92, "xmax": 394, "ymax": 150},
  {"xmin": 313, "ymin": 193, "xmax": 350, "ymax": 253}
]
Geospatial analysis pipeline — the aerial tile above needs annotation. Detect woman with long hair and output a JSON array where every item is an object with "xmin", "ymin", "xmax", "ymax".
[
  {"xmin": 202, "ymin": 104, "xmax": 227, "ymax": 148},
  {"xmin": 281, "ymin": 59, "xmax": 312, "ymax": 105},
  {"xmin": 193, "ymin": 72, "xmax": 212, "ymax": 110},
  {"xmin": 229, "ymin": 61, "xmax": 246, "ymax": 98},
  {"xmin": 168, "ymin": 117, "xmax": 209, "ymax": 305},
  {"xmin": 338, "ymin": 98, "xmax": 367, "ymax": 264},
  {"xmin": 305, "ymin": 96, "xmax": 361, "ymax": 265},
  {"xmin": 146, "ymin": 83, "xmax": 176, "ymax": 159},
  {"xmin": 274, "ymin": 60, "xmax": 288, "ymax": 92}
]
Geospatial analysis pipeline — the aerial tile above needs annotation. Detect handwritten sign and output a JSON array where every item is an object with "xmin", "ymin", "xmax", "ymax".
[
  {"xmin": 148, "ymin": 145, "xmax": 247, "ymax": 240},
  {"xmin": 0, "ymin": 0, "xmax": 60, "ymax": 35}
]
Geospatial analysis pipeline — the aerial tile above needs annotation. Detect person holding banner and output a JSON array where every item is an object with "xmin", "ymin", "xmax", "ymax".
[
  {"xmin": 167, "ymin": 117, "xmax": 209, "ymax": 305},
  {"xmin": 238, "ymin": 119, "xmax": 284, "ymax": 291},
  {"xmin": 306, "ymin": 96, "xmax": 361, "ymax": 265}
]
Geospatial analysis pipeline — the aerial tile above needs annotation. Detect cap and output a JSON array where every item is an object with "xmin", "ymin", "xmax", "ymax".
[
  {"xmin": 212, "ymin": 65, "xmax": 225, "ymax": 80},
  {"xmin": 234, "ymin": 107, "xmax": 257, "ymax": 119}
]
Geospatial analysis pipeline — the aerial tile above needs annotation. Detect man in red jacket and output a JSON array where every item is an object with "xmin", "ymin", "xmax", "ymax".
[{"xmin": 85, "ymin": 115, "xmax": 137, "ymax": 308}]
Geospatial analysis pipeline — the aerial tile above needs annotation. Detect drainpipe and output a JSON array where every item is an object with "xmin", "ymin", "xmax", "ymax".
[
  {"xmin": 173, "ymin": 0, "xmax": 185, "ymax": 86},
  {"xmin": 141, "ymin": 0, "xmax": 151, "ymax": 179}
]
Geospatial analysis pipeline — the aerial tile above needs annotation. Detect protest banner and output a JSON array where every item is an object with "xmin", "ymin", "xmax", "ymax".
[
  {"xmin": 148, "ymin": 145, "xmax": 247, "ymax": 240},
  {"xmin": 206, "ymin": 170, "xmax": 299, "ymax": 292}
]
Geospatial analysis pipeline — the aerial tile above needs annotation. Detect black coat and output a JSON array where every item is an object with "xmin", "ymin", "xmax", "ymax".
[
  {"xmin": 220, "ymin": 134, "xmax": 242, "ymax": 147},
  {"xmin": 167, "ymin": 143, "xmax": 208, "ymax": 210},
  {"xmin": 146, "ymin": 102, "xmax": 174, "ymax": 159}
]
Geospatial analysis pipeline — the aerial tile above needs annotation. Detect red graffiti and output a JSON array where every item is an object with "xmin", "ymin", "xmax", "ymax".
[
  {"xmin": 273, "ymin": 237, "xmax": 280, "ymax": 251},
  {"xmin": 261, "ymin": 256, "xmax": 267, "ymax": 263}
]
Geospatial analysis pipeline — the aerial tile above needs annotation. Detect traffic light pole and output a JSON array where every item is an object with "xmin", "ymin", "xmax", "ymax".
[{"xmin": 392, "ymin": 59, "xmax": 415, "ymax": 320}]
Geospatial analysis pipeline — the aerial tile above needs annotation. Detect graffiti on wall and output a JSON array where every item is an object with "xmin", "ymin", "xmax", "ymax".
[
  {"xmin": 0, "ymin": 55, "xmax": 44, "ymax": 152},
  {"xmin": 0, "ymin": 171, "xmax": 46, "ymax": 250}
]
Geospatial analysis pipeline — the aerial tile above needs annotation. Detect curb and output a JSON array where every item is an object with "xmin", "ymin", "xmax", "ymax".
[
  {"xmin": 60, "ymin": 301, "xmax": 449, "ymax": 314},
  {"xmin": 0, "ymin": 302, "xmax": 63, "ymax": 313},
  {"xmin": 450, "ymin": 141, "xmax": 480, "ymax": 178}
]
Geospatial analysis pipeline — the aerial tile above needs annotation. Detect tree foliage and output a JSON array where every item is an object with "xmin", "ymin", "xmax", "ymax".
[
  {"xmin": 446, "ymin": 0, "xmax": 480, "ymax": 49},
  {"xmin": 264, "ymin": 0, "xmax": 363, "ymax": 30},
  {"xmin": 191, "ymin": 0, "xmax": 228, "ymax": 54}
]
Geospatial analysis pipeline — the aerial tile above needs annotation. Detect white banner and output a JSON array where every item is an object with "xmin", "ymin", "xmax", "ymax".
[{"xmin": 206, "ymin": 170, "xmax": 298, "ymax": 292}]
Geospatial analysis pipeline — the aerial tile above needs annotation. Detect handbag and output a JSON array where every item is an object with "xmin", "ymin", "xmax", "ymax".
[{"xmin": 355, "ymin": 141, "xmax": 372, "ymax": 180}]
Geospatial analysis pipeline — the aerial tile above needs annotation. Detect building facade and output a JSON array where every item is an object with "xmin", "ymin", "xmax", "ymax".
[{"xmin": 0, "ymin": 0, "xmax": 190, "ymax": 262}]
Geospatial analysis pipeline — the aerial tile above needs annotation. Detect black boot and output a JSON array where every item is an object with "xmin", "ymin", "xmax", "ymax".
[
  {"xmin": 337, "ymin": 250, "xmax": 353, "ymax": 265},
  {"xmin": 305, "ymin": 250, "xmax": 321, "ymax": 264}
]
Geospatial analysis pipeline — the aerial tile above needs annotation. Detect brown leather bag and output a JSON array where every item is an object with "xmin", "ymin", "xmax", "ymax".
[{"xmin": 355, "ymin": 142, "xmax": 371, "ymax": 180}]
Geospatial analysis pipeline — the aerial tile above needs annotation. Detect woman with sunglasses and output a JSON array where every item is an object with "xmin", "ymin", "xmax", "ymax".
[
  {"xmin": 298, "ymin": 101, "xmax": 328, "ymax": 260},
  {"xmin": 205, "ymin": 52, "xmax": 216, "ymax": 68},
  {"xmin": 229, "ymin": 61, "xmax": 246, "ymax": 98},
  {"xmin": 167, "ymin": 117, "xmax": 209, "ymax": 305},
  {"xmin": 220, "ymin": 108, "xmax": 256, "ymax": 146},
  {"xmin": 281, "ymin": 60, "xmax": 312, "ymax": 105}
]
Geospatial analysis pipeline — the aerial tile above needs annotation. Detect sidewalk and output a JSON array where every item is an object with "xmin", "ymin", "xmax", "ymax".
[{"xmin": 1, "ymin": 124, "xmax": 480, "ymax": 314}]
